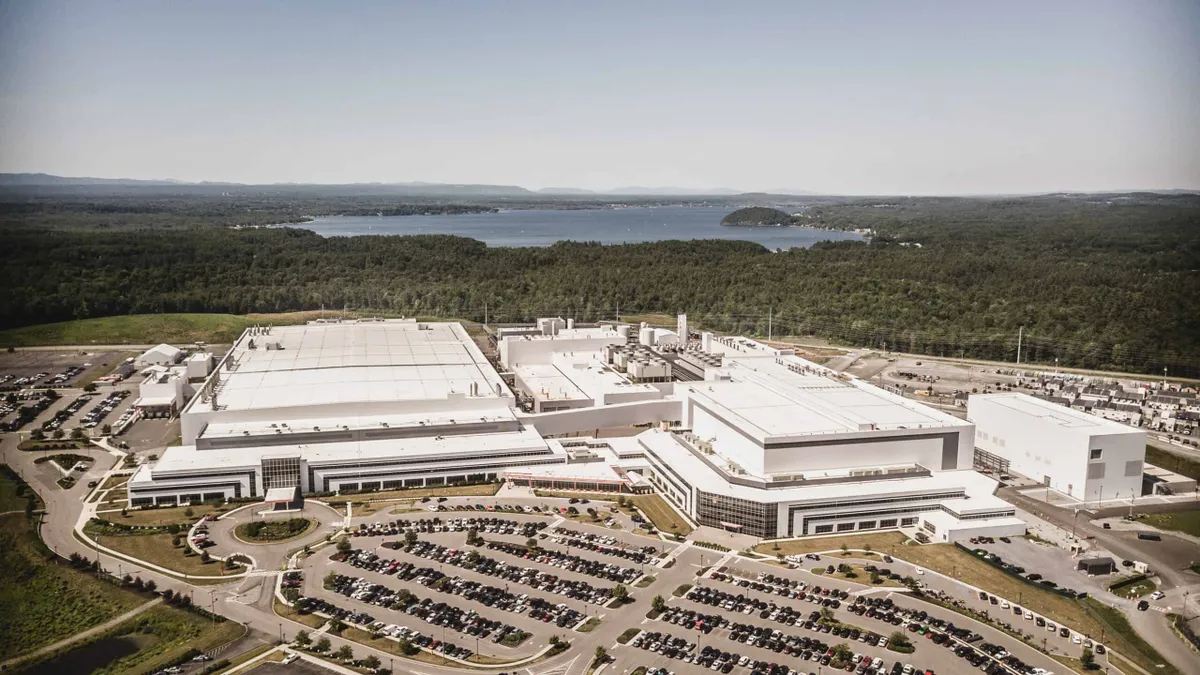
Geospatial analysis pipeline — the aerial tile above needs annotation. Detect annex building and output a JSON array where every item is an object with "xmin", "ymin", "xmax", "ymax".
[{"xmin": 127, "ymin": 318, "xmax": 1025, "ymax": 543}]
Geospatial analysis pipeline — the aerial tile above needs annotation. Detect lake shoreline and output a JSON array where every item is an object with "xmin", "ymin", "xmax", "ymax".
[{"xmin": 293, "ymin": 206, "xmax": 864, "ymax": 249}]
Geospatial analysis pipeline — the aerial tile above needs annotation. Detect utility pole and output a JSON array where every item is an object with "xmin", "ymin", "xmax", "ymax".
[
  {"xmin": 768, "ymin": 307, "xmax": 773, "ymax": 342},
  {"xmin": 484, "ymin": 302, "xmax": 488, "ymax": 327},
  {"xmin": 1016, "ymin": 326, "xmax": 1023, "ymax": 365}
]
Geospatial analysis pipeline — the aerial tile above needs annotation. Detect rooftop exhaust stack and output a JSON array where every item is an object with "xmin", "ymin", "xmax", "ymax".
[
  {"xmin": 567, "ymin": 318, "xmax": 575, "ymax": 330},
  {"xmin": 702, "ymin": 332, "xmax": 713, "ymax": 353}
]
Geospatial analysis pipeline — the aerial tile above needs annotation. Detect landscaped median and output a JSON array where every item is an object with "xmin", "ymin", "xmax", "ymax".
[
  {"xmin": 81, "ymin": 517, "xmax": 248, "ymax": 581},
  {"xmin": 234, "ymin": 517, "xmax": 315, "ymax": 544},
  {"xmin": 753, "ymin": 531, "xmax": 1182, "ymax": 675}
]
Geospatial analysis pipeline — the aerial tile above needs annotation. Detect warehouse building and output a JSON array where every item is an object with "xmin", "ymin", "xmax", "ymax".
[{"xmin": 969, "ymin": 393, "xmax": 1146, "ymax": 504}]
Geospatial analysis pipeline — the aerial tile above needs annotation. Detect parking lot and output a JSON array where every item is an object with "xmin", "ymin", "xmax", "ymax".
[
  {"xmin": 274, "ymin": 491, "xmax": 1087, "ymax": 675},
  {"xmin": 0, "ymin": 349, "xmax": 132, "ymax": 391}
]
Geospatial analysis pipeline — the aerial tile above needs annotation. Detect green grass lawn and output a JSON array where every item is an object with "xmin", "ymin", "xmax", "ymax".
[
  {"xmin": 1137, "ymin": 511, "xmax": 1200, "ymax": 538},
  {"xmin": 0, "ymin": 310, "xmax": 470, "ymax": 348},
  {"xmin": 0, "ymin": 311, "xmax": 341, "ymax": 347},
  {"xmin": 0, "ymin": 465, "xmax": 40, "ymax": 513},
  {"xmin": 0, "ymin": 513, "xmax": 145, "ymax": 661},
  {"xmin": 630, "ymin": 494, "xmax": 694, "ymax": 536}
]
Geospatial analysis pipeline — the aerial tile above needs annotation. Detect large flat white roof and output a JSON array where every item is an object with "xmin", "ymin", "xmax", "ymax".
[
  {"xmin": 187, "ymin": 321, "xmax": 506, "ymax": 414},
  {"xmin": 514, "ymin": 364, "xmax": 591, "ymax": 403},
  {"xmin": 970, "ymin": 393, "xmax": 1143, "ymax": 436},
  {"xmin": 683, "ymin": 355, "xmax": 965, "ymax": 442},
  {"xmin": 639, "ymin": 429, "xmax": 1005, "ymax": 505}
]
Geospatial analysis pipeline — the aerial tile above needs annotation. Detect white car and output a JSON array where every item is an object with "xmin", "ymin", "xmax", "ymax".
[
  {"xmin": 1072, "ymin": 634, "xmax": 1082, "ymax": 644},
  {"xmin": 1150, "ymin": 591, "xmax": 1165, "ymax": 600}
]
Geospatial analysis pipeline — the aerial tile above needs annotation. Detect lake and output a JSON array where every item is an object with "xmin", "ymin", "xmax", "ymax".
[
  {"xmin": 23, "ymin": 634, "xmax": 155, "ymax": 675},
  {"xmin": 301, "ymin": 207, "xmax": 862, "ymax": 248}
]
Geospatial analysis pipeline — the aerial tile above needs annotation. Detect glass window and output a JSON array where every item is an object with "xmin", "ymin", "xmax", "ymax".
[
  {"xmin": 1090, "ymin": 448, "xmax": 1103, "ymax": 460},
  {"xmin": 836, "ymin": 523, "xmax": 855, "ymax": 532}
]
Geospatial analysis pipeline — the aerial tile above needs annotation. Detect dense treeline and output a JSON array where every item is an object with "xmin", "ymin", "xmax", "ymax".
[{"xmin": 1, "ymin": 193, "xmax": 1198, "ymax": 376}]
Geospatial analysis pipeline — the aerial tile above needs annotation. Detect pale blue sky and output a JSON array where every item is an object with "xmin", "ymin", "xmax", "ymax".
[{"xmin": 1, "ymin": 1, "xmax": 1197, "ymax": 194}]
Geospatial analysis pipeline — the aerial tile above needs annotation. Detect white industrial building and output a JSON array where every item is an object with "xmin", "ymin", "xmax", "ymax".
[
  {"xmin": 127, "ymin": 318, "xmax": 1025, "ymax": 542},
  {"xmin": 969, "ymin": 393, "xmax": 1146, "ymax": 503}
]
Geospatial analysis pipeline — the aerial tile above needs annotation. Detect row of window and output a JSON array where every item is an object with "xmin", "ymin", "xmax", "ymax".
[
  {"xmin": 810, "ymin": 516, "xmax": 916, "ymax": 535},
  {"xmin": 320, "ymin": 456, "xmax": 552, "ymax": 492}
]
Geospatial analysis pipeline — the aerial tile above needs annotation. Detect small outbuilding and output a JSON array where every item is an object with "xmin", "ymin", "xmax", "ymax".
[{"xmin": 1077, "ymin": 557, "xmax": 1116, "ymax": 576}]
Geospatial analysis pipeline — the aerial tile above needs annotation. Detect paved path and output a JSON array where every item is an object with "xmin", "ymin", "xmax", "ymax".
[{"xmin": 0, "ymin": 598, "xmax": 162, "ymax": 669}]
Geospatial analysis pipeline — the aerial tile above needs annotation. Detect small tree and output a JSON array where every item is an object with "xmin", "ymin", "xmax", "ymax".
[
  {"xmin": 888, "ymin": 631, "xmax": 913, "ymax": 653},
  {"xmin": 30, "ymin": 428, "xmax": 44, "ymax": 441},
  {"xmin": 294, "ymin": 630, "xmax": 312, "ymax": 647},
  {"xmin": 612, "ymin": 584, "xmax": 630, "ymax": 603},
  {"xmin": 819, "ymin": 607, "xmax": 835, "ymax": 623},
  {"xmin": 101, "ymin": 423, "xmax": 112, "ymax": 435},
  {"xmin": 405, "ymin": 529, "xmax": 418, "ymax": 546},
  {"xmin": 1081, "ymin": 647, "xmax": 1095, "ymax": 670},
  {"xmin": 863, "ymin": 543, "xmax": 872, "ymax": 554},
  {"xmin": 594, "ymin": 645, "xmax": 608, "ymax": 664},
  {"xmin": 200, "ymin": 550, "xmax": 211, "ymax": 563},
  {"xmin": 652, "ymin": 595, "xmax": 666, "ymax": 612},
  {"xmin": 315, "ymin": 636, "xmax": 331, "ymax": 652},
  {"xmin": 831, "ymin": 643, "xmax": 853, "ymax": 665},
  {"xmin": 335, "ymin": 644, "xmax": 353, "ymax": 661},
  {"xmin": 144, "ymin": 579, "xmax": 156, "ymax": 592},
  {"xmin": 224, "ymin": 557, "xmax": 237, "ymax": 570},
  {"xmin": 526, "ymin": 537, "xmax": 538, "ymax": 550},
  {"xmin": 84, "ymin": 383, "xmax": 98, "ymax": 393},
  {"xmin": 330, "ymin": 618, "xmax": 347, "ymax": 634},
  {"xmin": 398, "ymin": 637, "xmax": 417, "ymax": 655},
  {"xmin": 172, "ymin": 533, "xmax": 182, "ymax": 547},
  {"xmin": 362, "ymin": 654, "xmax": 381, "ymax": 670},
  {"xmin": 122, "ymin": 573, "xmax": 133, "ymax": 586},
  {"xmin": 71, "ymin": 427, "xmax": 85, "ymax": 440},
  {"xmin": 336, "ymin": 538, "xmax": 352, "ymax": 553},
  {"xmin": 185, "ymin": 506, "xmax": 195, "ymax": 518},
  {"xmin": 52, "ymin": 428, "xmax": 65, "ymax": 440},
  {"xmin": 840, "ymin": 543, "xmax": 849, "ymax": 556}
]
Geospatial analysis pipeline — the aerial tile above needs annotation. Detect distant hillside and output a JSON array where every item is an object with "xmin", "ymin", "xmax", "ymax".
[
  {"xmin": 721, "ymin": 206, "xmax": 795, "ymax": 226},
  {"xmin": 0, "ymin": 173, "xmax": 185, "ymax": 187},
  {"xmin": 537, "ymin": 187, "xmax": 597, "ymax": 195}
]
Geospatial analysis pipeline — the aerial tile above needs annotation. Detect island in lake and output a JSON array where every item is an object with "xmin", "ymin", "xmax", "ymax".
[{"xmin": 720, "ymin": 206, "xmax": 797, "ymax": 227}]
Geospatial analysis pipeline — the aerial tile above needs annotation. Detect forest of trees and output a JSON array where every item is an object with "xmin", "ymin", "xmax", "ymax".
[{"xmin": 1, "ymin": 191, "xmax": 1197, "ymax": 376}]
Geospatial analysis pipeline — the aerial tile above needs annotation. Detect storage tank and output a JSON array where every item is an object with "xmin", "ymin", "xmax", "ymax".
[
  {"xmin": 639, "ymin": 326, "xmax": 656, "ymax": 347},
  {"xmin": 702, "ymin": 332, "xmax": 713, "ymax": 353},
  {"xmin": 617, "ymin": 324, "xmax": 631, "ymax": 338},
  {"xmin": 566, "ymin": 318, "xmax": 575, "ymax": 330}
]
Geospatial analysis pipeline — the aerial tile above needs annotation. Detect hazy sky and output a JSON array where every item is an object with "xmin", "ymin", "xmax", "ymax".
[{"xmin": 1, "ymin": 1, "xmax": 1197, "ymax": 194}]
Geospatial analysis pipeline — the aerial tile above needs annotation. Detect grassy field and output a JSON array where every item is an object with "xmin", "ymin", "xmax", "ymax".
[
  {"xmin": 0, "ymin": 513, "xmax": 145, "ymax": 661},
  {"xmin": 1108, "ymin": 575, "xmax": 1157, "ymax": 599},
  {"xmin": 85, "ymin": 527, "xmax": 244, "ymax": 579},
  {"xmin": 0, "ymin": 311, "xmax": 370, "ymax": 347},
  {"xmin": 1137, "ymin": 511, "xmax": 1200, "ymax": 537},
  {"xmin": 0, "ymin": 465, "xmax": 40, "ymax": 513},
  {"xmin": 754, "ymin": 532, "xmax": 1178, "ymax": 675},
  {"xmin": 23, "ymin": 604, "xmax": 246, "ymax": 675},
  {"xmin": 275, "ymin": 599, "xmax": 328, "ymax": 630},
  {"xmin": 630, "ymin": 494, "xmax": 693, "ymax": 536}
]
